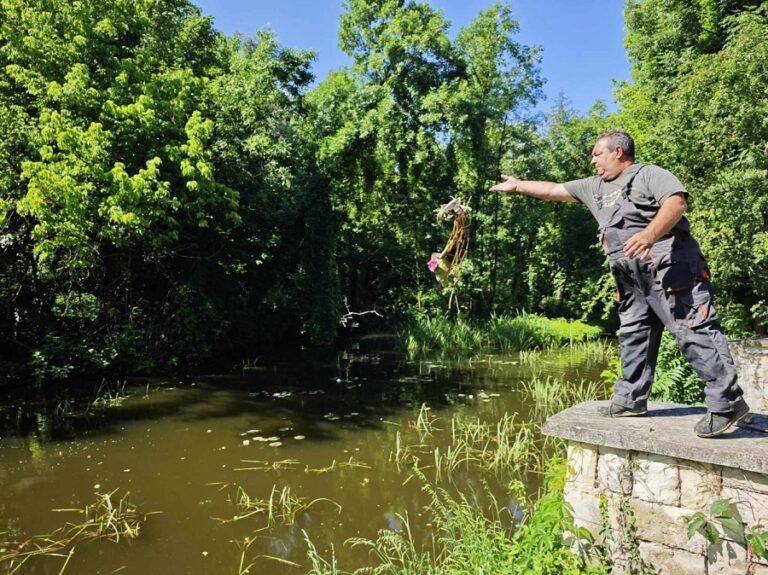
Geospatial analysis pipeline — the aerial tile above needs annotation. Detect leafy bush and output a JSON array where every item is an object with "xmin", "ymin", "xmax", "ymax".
[{"xmin": 651, "ymin": 332, "xmax": 704, "ymax": 405}]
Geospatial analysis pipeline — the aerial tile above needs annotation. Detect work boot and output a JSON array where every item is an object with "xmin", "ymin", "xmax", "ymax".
[
  {"xmin": 694, "ymin": 401, "xmax": 750, "ymax": 438},
  {"xmin": 597, "ymin": 402, "xmax": 647, "ymax": 417}
]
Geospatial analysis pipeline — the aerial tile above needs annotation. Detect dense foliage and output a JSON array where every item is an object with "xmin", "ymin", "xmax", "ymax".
[
  {"xmin": 0, "ymin": 0, "xmax": 765, "ymax": 382},
  {"xmin": 617, "ymin": 0, "xmax": 768, "ymax": 335}
]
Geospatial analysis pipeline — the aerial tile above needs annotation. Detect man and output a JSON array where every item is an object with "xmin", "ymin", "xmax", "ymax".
[{"xmin": 490, "ymin": 129, "xmax": 748, "ymax": 438}]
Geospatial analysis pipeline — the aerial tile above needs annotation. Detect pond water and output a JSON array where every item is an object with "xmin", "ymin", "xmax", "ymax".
[{"xmin": 0, "ymin": 344, "xmax": 610, "ymax": 574}]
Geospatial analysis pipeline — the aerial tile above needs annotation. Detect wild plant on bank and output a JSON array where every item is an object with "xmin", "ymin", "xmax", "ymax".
[
  {"xmin": 521, "ymin": 377, "xmax": 610, "ymax": 423},
  {"xmin": 305, "ymin": 462, "xmax": 607, "ymax": 575}
]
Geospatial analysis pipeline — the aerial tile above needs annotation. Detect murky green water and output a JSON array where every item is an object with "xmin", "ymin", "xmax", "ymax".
[{"xmin": 0, "ymin": 345, "xmax": 609, "ymax": 574}]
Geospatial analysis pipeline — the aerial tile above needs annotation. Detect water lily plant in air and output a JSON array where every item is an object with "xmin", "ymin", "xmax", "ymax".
[{"xmin": 428, "ymin": 198, "xmax": 471, "ymax": 309}]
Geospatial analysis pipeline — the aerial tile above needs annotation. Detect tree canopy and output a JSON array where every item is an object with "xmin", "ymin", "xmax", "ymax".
[{"xmin": 0, "ymin": 0, "xmax": 764, "ymax": 383}]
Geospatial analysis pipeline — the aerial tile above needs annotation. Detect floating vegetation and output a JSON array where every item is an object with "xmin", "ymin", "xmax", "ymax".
[
  {"xmin": 234, "ymin": 459, "xmax": 300, "ymax": 472},
  {"xmin": 0, "ymin": 490, "xmax": 145, "ymax": 574},
  {"xmin": 304, "ymin": 457, "xmax": 372, "ymax": 474},
  {"xmin": 247, "ymin": 435, "xmax": 280, "ymax": 443},
  {"xmin": 222, "ymin": 485, "xmax": 341, "ymax": 526}
]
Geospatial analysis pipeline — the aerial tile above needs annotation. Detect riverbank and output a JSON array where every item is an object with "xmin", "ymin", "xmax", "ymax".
[{"xmin": 398, "ymin": 313, "xmax": 605, "ymax": 357}]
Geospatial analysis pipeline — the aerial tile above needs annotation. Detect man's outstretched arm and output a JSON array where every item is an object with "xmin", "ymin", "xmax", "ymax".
[{"xmin": 490, "ymin": 175, "xmax": 577, "ymax": 202}]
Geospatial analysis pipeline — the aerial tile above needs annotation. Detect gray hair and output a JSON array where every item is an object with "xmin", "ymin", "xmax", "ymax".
[{"xmin": 597, "ymin": 130, "xmax": 635, "ymax": 161}]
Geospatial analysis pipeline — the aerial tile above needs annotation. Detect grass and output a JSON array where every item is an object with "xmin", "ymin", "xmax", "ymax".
[
  {"xmin": 87, "ymin": 379, "xmax": 129, "ymax": 410},
  {"xmin": 0, "ymin": 490, "xmax": 144, "ymax": 574},
  {"xmin": 304, "ymin": 373, "xmax": 614, "ymax": 575},
  {"xmin": 521, "ymin": 377, "xmax": 611, "ymax": 423},
  {"xmin": 306, "ymin": 462, "xmax": 608, "ymax": 575},
  {"xmin": 235, "ymin": 536, "xmax": 302, "ymax": 575},
  {"xmin": 399, "ymin": 313, "xmax": 603, "ymax": 357}
]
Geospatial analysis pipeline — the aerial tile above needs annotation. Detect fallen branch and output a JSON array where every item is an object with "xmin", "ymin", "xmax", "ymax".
[{"xmin": 339, "ymin": 297, "xmax": 383, "ymax": 327}]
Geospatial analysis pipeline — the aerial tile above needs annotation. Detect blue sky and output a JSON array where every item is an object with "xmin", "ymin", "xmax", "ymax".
[{"xmin": 192, "ymin": 1, "xmax": 631, "ymax": 115}]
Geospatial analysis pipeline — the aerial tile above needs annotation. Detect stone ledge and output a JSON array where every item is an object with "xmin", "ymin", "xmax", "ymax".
[{"xmin": 542, "ymin": 401, "xmax": 768, "ymax": 475}]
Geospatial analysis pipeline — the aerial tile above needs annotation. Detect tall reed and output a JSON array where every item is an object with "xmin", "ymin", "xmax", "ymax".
[{"xmin": 521, "ymin": 377, "xmax": 610, "ymax": 423}]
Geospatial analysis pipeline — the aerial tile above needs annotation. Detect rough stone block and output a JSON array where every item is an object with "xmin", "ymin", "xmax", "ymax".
[
  {"xmin": 598, "ymin": 446, "xmax": 633, "ymax": 495},
  {"xmin": 632, "ymin": 452, "xmax": 681, "ymax": 506},
  {"xmin": 723, "ymin": 466, "xmax": 768, "ymax": 495},
  {"xmin": 567, "ymin": 441, "xmax": 598, "ymax": 490},
  {"xmin": 564, "ymin": 484, "xmax": 601, "ymax": 531},
  {"xmin": 637, "ymin": 540, "xmax": 706, "ymax": 575},
  {"xmin": 731, "ymin": 337, "xmax": 768, "ymax": 413},
  {"xmin": 706, "ymin": 538, "xmax": 749, "ymax": 575},
  {"xmin": 680, "ymin": 461, "xmax": 722, "ymax": 509},
  {"xmin": 630, "ymin": 499, "xmax": 708, "ymax": 555},
  {"xmin": 722, "ymin": 484, "xmax": 768, "ymax": 529}
]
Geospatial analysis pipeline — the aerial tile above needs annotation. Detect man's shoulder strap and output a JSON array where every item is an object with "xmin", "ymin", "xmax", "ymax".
[{"xmin": 620, "ymin": 164, "xmax": 646, "ymax": 196}]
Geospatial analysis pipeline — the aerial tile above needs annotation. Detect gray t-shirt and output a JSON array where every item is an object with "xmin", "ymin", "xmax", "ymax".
[{"xmin": 563, "ymin": 163, "xmax": 690, "ymax": 236}]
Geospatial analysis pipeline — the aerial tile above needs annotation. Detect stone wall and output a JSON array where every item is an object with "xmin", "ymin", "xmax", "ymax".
[
  {"xmin": 566, "ymin": 441, "xmax": 768, "ymax": 575},
  {"xmin": 542, "ymin": 402, "xmax": 768, "ymax": 575},
  {"xmin": 731, "ymin": 337, "xmax": 768, "ymax": 413}
]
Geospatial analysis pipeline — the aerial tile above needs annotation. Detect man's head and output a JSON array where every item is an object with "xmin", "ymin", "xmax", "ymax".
[{"xmin": 591, "ymin": 129, "xmax": 635, "ymax": 181}]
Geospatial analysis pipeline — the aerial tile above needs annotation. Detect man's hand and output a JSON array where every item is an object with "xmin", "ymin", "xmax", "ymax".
[
  {"xmin": 623, "ymin": 193, "xmax": 688, "ymax": 260},
  {"xmin": 489, "ymin": 174, "xmax": 521, "ymax": 193},
  {"xmin": 624, "ymin": 230, "xmax": 656, "ymax": 260}
]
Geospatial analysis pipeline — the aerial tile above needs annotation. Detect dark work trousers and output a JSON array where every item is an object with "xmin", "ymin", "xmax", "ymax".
[{"xmin": 608, "ymin": 251, "xmax": 744, "ymax": 413}]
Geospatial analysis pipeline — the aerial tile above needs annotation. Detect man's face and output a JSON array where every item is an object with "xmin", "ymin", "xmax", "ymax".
[{"xmin": 590, "ymin": 139, "xmax": 623, "ymax": 181}]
